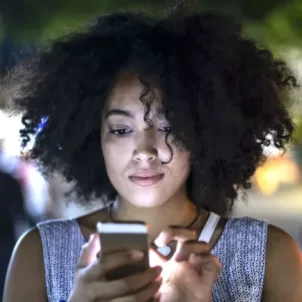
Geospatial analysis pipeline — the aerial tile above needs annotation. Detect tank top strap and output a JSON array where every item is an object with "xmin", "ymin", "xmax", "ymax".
[
  {"xmin": 211, "ymin": 217, "xmax": 268, "ymax": 301},
  {"xmin": 37, "ymin": 218, "xmax": 85, "ymax": 302},
  {"xmin": 198, "ymin": 212, "xmax": 220, "ymax": 243}
]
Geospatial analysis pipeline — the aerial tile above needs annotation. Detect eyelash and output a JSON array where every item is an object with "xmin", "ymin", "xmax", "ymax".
[
  {"xmin": 158, "ymin": 127, "xmax": 171, "ymax": 133},
  {"xmin": 109, "ymin": 129, "xmax": 132, "ymax": 136},
  {"xmin": 109, "ymin": 127, "xmax": 171, "ymax": 136}
]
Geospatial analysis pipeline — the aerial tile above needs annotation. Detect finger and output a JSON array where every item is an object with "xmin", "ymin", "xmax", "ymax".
[
  {"xmin": 149, "ymin": 247, "xmax": 166, "ymax": 267},
  {"xmin": 89, "ymin": 266, "xmax": 162, "ymax": 300},
  {"xmin": 109, "ymin": 279, "xmax": 162, "ymax": 302},
  {"xmin": 103, "ymin": 249, "xmax": 145, "ymax": 273},
  {"xmin": 190, "ymin": 254, "xmax": 222, "ymax": 281},
  {"xmin": 78, "ymin": 259, "xmax": 103, "ymax": 281},
  {"xmin": 77, "ymin": 233, "xmax": 100, "ymax": 269},
  {"xmin": 154, "ymin": 291, "xmax": 161, "ymax": 301},
  {"xmin": 174, "ymin": 241, "xmax": 211, "ymax": 262},
  {"xmin": 82, "ymin": 249, "xmax": 145, "ymax": 281},
  {"xmin": 154, "ymin": 226, "xmax": 197, "ymax": 247}
]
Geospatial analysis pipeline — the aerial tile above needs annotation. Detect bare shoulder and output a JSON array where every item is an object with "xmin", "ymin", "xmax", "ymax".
[
  {"xmin": 3, "ymin": 227, "xmax": 47, "ymax": 302},
  {"xmin": 262, "ymin": 224, "xmax": 302, "ymax": 302}
]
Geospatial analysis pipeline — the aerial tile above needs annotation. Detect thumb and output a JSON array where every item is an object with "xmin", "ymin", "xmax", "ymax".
[
  {"xmin": 149, "ymin": 247, "xmax": 166, "ymax": 268},
  {"xmin": 189, "ymin": 254, "xmax": 221, "ymax": 284},
  {"xmin": 77, "ymin": 233, "xmax": 101, "ymax": 269}
]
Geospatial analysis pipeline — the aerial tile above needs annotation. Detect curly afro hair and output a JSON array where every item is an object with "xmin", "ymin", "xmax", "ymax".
[{"xmin": 11, "ymin": 12, "xmax": 296, "ymax": 215}]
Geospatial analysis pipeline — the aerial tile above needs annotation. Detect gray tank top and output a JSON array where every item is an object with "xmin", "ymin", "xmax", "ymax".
[{"xmin": 37, "ymin": 215, "xmax": 268, "ymax": 302}]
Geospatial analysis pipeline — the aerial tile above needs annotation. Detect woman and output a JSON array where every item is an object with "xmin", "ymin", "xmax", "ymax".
[{"xmin": 4, "ymin": 12, "xmax": 302, "ymax": 302}]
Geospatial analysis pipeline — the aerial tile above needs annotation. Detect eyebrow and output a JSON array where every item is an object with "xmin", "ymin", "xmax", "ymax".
[
  {"xmin": 105, "ymin": 109, "xmax": 134, "ymax": 119},
  {"xmin": 105, "ymin": 107, "xmax": 166, "ymax": 120}
]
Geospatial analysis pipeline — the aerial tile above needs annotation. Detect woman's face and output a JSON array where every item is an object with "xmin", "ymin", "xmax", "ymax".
[{"xmin": 101, "ymin": 75, "xmax": 190, "ymax": 207}]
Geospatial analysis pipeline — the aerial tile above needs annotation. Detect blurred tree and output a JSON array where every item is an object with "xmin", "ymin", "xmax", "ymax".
[
  {"xmin": 292, "ymin": 116, "xmax": 302, "ymax": 170},
  {"xmin": 265, "ymin": 0, "xmax": 302, "ymax": 46},
  {"xmin": 0, "ymin": 0, "xmax": 174, "ymax": 41},
  {"xmin": 0, "ymin": 0, "xmax": 298, "ymax": 42},
  {"xmin": 294, "ymin": 118, "xmax": 302, "ymax": 145}
]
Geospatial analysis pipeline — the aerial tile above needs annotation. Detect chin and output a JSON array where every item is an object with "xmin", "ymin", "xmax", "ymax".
[{"xmin": 127, "ymin": 193, "xmax": 168, "ymax": 208}]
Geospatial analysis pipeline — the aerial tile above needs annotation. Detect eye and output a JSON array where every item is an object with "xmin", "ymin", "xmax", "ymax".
[
  {"xmin": 109, "ymin": 129, "xmax": 132, "ymax": 136},
  {"xmin": 158, "ymin": 126, "xmax": 171, "ymax": 133}
]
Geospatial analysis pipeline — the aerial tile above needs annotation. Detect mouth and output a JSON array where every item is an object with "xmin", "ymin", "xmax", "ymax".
[{"xmin": 128, "ymin": 173, "xmax": 164, "ymax": 187}]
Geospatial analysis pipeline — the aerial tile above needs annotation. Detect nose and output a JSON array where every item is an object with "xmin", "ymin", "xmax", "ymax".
[
  {"xmin": 133, "ymin": 146, "xmax": 157, "ymax": 162},
  {"xmin": 133, "ymin": 133, "xmax": 158, "ymax": 163}
]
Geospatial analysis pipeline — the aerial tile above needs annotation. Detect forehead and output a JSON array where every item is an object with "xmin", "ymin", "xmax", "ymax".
[{"xmin": 106, "ymin": 73, "xmax": 162, "ymax": 113}]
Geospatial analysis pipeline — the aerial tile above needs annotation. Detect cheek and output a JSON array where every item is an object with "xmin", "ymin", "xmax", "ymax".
[
  {"xmin": 101, "ymin": 136, "xmax": 132, "ymax": 172},
  {"xmin": 170, "ymin": 150, "xmax": 191, "ymax": 178}
]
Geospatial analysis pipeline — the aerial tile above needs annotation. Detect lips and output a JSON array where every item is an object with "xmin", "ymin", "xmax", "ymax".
[{"xmin": 129, "ymin": 172, "xmax": 164, "ymax": 187}]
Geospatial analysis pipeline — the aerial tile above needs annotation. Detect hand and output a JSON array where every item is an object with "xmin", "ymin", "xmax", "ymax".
[
  {"xmin": 149, "ymin": 227, "xmax": 221, "ymax": 302},
  {"xmin": 68, "ymin": 234, "xmax": 162, "ymax": 302}
]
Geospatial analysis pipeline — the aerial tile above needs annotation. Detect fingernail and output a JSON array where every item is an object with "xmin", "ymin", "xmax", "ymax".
[
  {"xmin": 88, "ymin": 234, "xmax": 94, "ymax": 243},
  {"xmin": 131, "ymin": 250, "xmax": 144, "ymax": 260}
]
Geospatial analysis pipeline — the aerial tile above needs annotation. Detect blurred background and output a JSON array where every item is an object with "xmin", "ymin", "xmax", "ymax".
[{"xmin": 0, "ymin": 0, "xmax": 302, "ymax": 296}]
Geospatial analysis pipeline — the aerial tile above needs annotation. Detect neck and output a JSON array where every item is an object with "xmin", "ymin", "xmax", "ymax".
[{"xmin": 111, "ymin": 193, "xmax": 198, "ymax": 241}]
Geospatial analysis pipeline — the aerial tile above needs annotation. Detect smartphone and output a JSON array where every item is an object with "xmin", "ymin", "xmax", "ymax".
[{"xmin": 97, "ymin": 221, "xmax": 150, "ymax": 280}]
